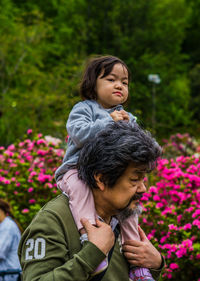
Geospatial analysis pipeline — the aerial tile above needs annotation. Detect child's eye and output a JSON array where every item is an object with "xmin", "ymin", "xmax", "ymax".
[
  {"xmin": 123, "ymin": 81, "xmax": 128, "ymax": 86},
  {"xmin": 107, "ymin": 78, "xmax": 114, "ymax": 82}
]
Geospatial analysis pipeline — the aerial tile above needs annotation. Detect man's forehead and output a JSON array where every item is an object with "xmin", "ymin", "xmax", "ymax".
[
  {"xmin": 129, "ymin": 163, "xmax": 147, "ymax": 176},
  {"xmin": 132, "ymin": 170, "xmax": 146, "ymax": 177}
]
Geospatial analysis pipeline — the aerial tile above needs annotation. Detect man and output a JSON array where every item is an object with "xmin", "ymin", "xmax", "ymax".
[{"xmin": 18, "ymin": 122, "xmax": 164, "ymax": 281}]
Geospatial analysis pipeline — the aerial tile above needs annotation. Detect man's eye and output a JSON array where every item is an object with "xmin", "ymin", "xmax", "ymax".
[{"xmin": 130, "ymin": 179, "xmax": 138, "ymax": 182}]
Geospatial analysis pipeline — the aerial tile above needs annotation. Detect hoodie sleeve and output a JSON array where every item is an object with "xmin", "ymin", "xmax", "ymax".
[{"xmin": 67, "ymin": 102, "xmax": 113, "ymax": 148}]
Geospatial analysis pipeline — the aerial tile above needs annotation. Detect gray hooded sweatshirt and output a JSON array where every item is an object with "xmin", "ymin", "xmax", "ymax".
[{"xmin": 55, "ymin": 100, "xmax": 136, "ymax": 181}]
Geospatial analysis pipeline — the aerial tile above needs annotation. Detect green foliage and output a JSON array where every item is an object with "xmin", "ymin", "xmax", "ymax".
[
  {"xmin": 0, "ymin": 0, "xmax": 200, "ymax": 145},
  {"xmin": 0, "ymin": 1, "xmax": 86, "ymax": 146}
]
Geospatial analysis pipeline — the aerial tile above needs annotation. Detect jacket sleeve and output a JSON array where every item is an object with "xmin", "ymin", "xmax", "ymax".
[
  {"xmin": 67, "ymin": 102, "xmax": 113, "ymax": 148},
  {"xmin": 128, "ymin": 112, "xmax": 137, "ymax": 124},
  {"xmin": 18, "ymin": 211, "xmax": 106, "ymax": 281},
  {"xmin": 150, "ymin": 254, "xmax": 165, "ymax": 280}
]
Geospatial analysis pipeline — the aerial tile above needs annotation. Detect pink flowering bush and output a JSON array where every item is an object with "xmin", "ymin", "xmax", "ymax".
[
  {"xmin": 163, "ymin": 133, "xmax": 200, "ymax": 159},
  {"xmin": 0, "ymin": 130, "xmax": 64, "ymax": 229},
  {"xmin": 141, "ymin": 155, "xmax": 200, "ymax": 280},
  {"xmin": 1, "ymin": 129, "xmax": 200, "ymax": 280}
]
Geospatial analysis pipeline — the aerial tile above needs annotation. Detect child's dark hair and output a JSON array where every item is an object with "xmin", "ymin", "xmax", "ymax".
[{"xmin": 80, "ymin": 55, "xmax": 131, "ymax": 100}]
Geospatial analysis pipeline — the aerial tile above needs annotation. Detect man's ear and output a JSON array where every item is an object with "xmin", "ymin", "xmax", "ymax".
[{"xmin": 94, "ymin": 174, "xmax": 105, "ymax": 191}]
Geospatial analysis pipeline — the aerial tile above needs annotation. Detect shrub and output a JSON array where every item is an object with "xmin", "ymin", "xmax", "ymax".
[
  {"xmin": 162, "ymin": 133, "xmax": 200, "ymax": 159},
  {"xmin": 0, "ymin": 130, "xmax": 64, "ymax": 229},
  {"xmin": 142, "ymin": 156, "xmax": 200, "ymax": 281},
  {"xmin": 1, "ymin": 130, "xmax": 200, "ymax": 280}
]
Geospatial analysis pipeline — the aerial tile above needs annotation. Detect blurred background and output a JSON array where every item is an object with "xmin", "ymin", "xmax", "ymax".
[{"xmin": 0, "ymin": 0, "xmax": 200, "ymax": 146}]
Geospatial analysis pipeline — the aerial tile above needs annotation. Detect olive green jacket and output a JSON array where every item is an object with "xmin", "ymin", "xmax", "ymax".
[{"xmin": 18, "ymin": 194, "xmax": 163, "ymax": 281}]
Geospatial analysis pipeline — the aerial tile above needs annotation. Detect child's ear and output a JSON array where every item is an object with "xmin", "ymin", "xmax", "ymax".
[{"xmin": 94, "ymin": 174, "xmax": 105, "ymax": 191}]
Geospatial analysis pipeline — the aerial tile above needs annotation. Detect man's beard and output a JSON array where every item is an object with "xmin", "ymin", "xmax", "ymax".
[{"xmin": 116, "ymin": 193, "xmax": 143, "ymax": 222}]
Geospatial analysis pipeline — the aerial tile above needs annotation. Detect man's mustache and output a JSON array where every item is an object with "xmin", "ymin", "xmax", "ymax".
[
  {"xmin": 123, "ymin": 193, "xmax": 143, "ymax": 210},
  {"xmin": 117, "ymin": 193, "xmax": 144, "ymax": 221},
  {"xmin": 131, "ymin": 193, "xmax": 143, "ymax": 201}
]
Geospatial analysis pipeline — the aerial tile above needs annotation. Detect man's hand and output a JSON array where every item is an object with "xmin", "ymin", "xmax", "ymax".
[
  {"xmin": 110, "ymin": 110, "xmax": 130, "ymax": 122},
  {"xmin": 122, "ymin": 226, "xmax": 162, "ymax": 269},
  {"xmin": 81, "ymin": 218, "xmax": 115, "ymax": 255}
]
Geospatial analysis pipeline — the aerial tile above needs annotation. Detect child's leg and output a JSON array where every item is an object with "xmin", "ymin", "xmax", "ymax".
[
  {"xmin": 58, "ymin": 169, "xmax": 108, "ymax": 276},
  {"xmin": 57, "ymin": 169, "xmax": 96, "ymax": 230},
  {"xmin": 120, "ymin": 214, "xmax": 140, "ymax": 245},
  {"xmin": 120, "ymin": 215, "xmax": 155, "ymax": 281}
]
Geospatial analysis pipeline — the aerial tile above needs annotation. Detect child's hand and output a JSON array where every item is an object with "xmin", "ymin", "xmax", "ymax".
[
  {"xmin": 120, "ymin": 110, "xmax": 130, "ymax": 121},
  {"xmin": 110, "ymin": 110, "xmax": 130, "ymax": 122}
]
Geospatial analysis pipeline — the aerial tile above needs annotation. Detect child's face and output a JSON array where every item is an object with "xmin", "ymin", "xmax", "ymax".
[{"xmin": 96, "ymin": 63, "xmax": 129, "ymax": 109}]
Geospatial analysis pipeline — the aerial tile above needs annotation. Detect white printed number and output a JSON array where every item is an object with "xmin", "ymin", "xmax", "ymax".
[{"xmin": 25, "ymin": 238, "xmax": 46, "ymax": 260}]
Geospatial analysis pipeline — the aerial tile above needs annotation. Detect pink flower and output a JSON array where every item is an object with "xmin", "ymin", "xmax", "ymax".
[
  {"xmin": 177, "ymin": 215, "xmax": 182, "ymax": 223},
  {"xmin": 156, "ymin": 203, "xmax": 163, "ymax": 208},
  {"xmin": 46, "ymin": 183, "xmax": 53, "ymax": 188},
  {"xmin": 147, "ymin": 234, "xmax": 153, "ymax": 240},
  {"xmin": 19, "ymin": 142, "xmax": 25, "ymax": 147},
  {"xmin": 182, "ymin": 239, "xmax": 193, "ymax": 249},
  {"xmin": 38, "ymin": 173, "xmax": 52, "ymax": 183},
  {"xmin": 28, "ymin": 187, "xmax": 34, "ymax": 192},
  {"xmin": 29, "ymin": 199, "xmax": 36, "ymax": 204},
  {"xmin": 176, "ymin": 248, "xmax": 187, "ymax": 258},
  {"xmin": 183, "ymin": 223, "xmax": 192, "ymax": 230},
  {"xmin": 160, "ymin": 236, "xmax": 167, "ymax": 243},
  {"xmin": 27, "ymin": 129, "xmax": 32, "ymax": 134},
  {"xmin": 37, "ymin": 139, "xmax": 47, "ymax": 145},
  {"xmin": 153, "ymin": 195, "xmax": 160, "ymax": 201},
  {"xmin": 37, "ymin": 149, "xmax": 48, "ymax": 156},
  {"xmin": 4, "ymin": 150, "xmax": 14, "ymax": 157},
  {"xmin": 22, "ymin": 208, "xmax": 29, "ymax": 213},
  {"xmin": 149, "ymin": 186, "xmax": 158, "ymax": 193},
  {"xmin": 30, "ymin": 171, "xmax": 37, "ymax": 177},
  {"xmin": 168, "ymin": 224, "xmax": 178, "ymax": 230},
  {"xmin": 141, "ymin": 195, "xmax": 149, "ymax": 201},
  {"xmin": 193, "ymin": 219, "xmax": 200, "ymax": 229},
  {"xmin": 169, "ymin": 263, "xmax": 179, "ymax": 270},
  {"xmin": 4, "ymin": 179, "xmax": 11, "ymax": 184},
  {"xmin": 192, "ymin": 209, "xmax": 200, "ymax": 218},
  {"xmin": 7, "ymin": 144, "xmax": 15, "ymax": 150}
]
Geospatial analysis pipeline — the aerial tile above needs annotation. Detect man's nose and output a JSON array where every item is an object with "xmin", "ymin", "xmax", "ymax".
[{"xmin": 137, "ymin": 181, "xmax": 146, "ymax": 193}]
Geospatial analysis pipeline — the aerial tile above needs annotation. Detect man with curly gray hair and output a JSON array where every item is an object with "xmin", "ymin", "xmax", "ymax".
[{"xmin": 19, "ymin": 121, "xmax": 164, "ymax": 281}]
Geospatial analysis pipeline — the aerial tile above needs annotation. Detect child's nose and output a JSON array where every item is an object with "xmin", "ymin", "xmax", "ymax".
[{"xmin": 115, "ymin": 81, "xmax": 122, "ymax": 89}]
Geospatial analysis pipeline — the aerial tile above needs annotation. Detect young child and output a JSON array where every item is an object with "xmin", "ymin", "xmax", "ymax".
[{"xmin": 55, "ymin": 55, "xmax": 155, "ymax": 281}]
